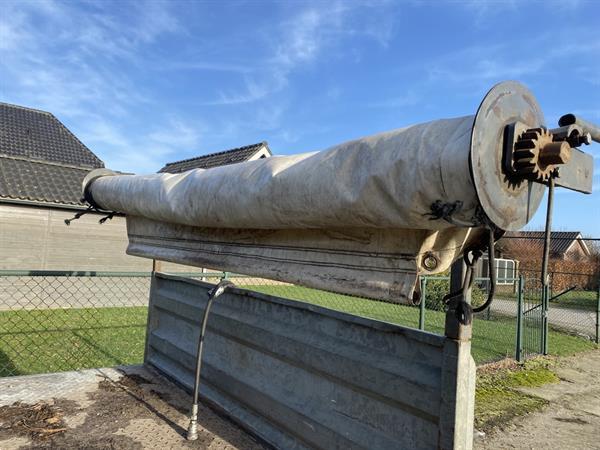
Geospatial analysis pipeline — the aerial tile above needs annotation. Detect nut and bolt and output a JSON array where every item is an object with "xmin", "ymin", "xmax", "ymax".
[{"xmin": 422, "ymin": 253, "xmax": 438, "ymax": 271}]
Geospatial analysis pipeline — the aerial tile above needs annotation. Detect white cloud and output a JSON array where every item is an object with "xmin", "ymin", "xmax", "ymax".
[
  {"xmin": 369, "ymin": 91, "xmax": 419, "ymax": 108},
  {"xmin": 78, "ymin": 117, "xmax": 202, "ymax": 173},
  {"xmin": 0, "ymin": 1, "xmax": 400, "ymax": 172},
  {"xmin": 0, "ymin": 0, "xmax": 187, "ymax": 172},
  {"xmin": 424, "ymin": 28, "xmax": 600, "ymax": 92},
  {"xmin": 203, "ymin": 2, "xmax": 396, "ymax": 106},
  {"xmin": 148, "ymin": 119, "xmax": 202, "ymax": 148}
]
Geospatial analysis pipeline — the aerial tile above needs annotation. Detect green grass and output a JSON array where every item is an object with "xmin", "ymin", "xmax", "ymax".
[
  {"xmin": 0, "ymin": 285, "xmax": 595, "ymax": 376},
  {"xmin": 475, "ymin": 359, "xmax": 559, "ymax": 431},
  {"xmin": 549, "ymin": 289, "xmax": 598, "ymax": 311},
  {"xmin": 0, "ymin": 307, "xmax": 147, "ymax": 376}
]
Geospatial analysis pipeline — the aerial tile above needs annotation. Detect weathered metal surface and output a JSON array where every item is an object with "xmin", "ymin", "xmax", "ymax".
[
  {"xmin": 554, "ymin": 148, "xmax": 594, "ymax": 193},
  {"xmin": 558, "ymin": 113, "xmax": 600, "ymax": 143},
  {"xmin": 145, "ymin": 273, "xmax": 476, "ymax": 450},
  {"xmin": 503, "ymin": 119, "xmax": 594, "ymax": 194},
  {"xmin": 125, "ymin": 215, "xmax": 484, "ymax": 304},
  {"xmin": 470, "ymin": 81, "xmax": 546, "ymax": 231}
]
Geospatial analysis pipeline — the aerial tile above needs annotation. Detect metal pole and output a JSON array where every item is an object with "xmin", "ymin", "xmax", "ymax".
[
  {"xmin": 541, "ymin": 176, "xmax": 555, "ymax": 356},
  {"xmin": 596, "ymin": 282, "xmax": 600, "ymax": 345},
  {"xmin": 516, "ymin": 276, "xmax": 524, "ymax": 362},
  {"xmin": 485, "ymin": 279, "xmax": 491, "ymax": 321},
  {"xmin": 445, "ymin": 260, "xmax": 472, "ymax": 341},
  {"xmin": 419, "ymin": 278, "xmax": 426, "ymax": 331},
  {"xmin": 187, "ymin": 279, "xmax": 234, "ymax": 441}
]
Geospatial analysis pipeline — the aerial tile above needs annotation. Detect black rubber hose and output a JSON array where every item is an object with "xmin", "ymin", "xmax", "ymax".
[{"xmin": 473, "ymin": 228, "xmax": 496, "ymax": 313}]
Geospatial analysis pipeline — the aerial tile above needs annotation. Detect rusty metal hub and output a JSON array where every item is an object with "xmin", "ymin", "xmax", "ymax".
[{"xmin": 512, "ymin": 128, "xmax": 572, "ymax": 182}]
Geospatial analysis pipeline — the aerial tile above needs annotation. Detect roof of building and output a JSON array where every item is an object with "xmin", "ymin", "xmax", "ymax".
[
  {"xmin": 0, "ymin": 102, "xmax": 104, "ymax": 208},
  {"xmin": 159, "ymin": 141, "xmax": 270, "ymax": 174},
  {"xmin": 501, "ymin": 231, "xmax": 589, "ymax": 257},
  {"xmin": 0, "ymin": 103, "xmax": 103, "ymax": 168},
  {"xmin": 0, "ymin": 157, "xmax": 90, "ymax": 206}
]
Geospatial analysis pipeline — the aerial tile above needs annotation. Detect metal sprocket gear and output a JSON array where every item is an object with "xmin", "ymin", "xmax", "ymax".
[{"xmin": 513, "ymin": 128, "xmax": 556, "ymax": 182}]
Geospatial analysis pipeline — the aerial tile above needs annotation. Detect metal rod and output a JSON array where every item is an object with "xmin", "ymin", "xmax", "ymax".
[
  {"xmin": 419, "ymin": 278, "xmax": 426, "ymax": 331},
  {"xmin": 187, "ymin": 279, "xmax": 234, "ymax": 441},
  {"xmin": 596, "ymin": 282, "xmax": 600, "ymax": 345},
  {"xmin": 548, "ymin": 285, "xmax": 577, "ymax": 302},
  {"xmin": 516, "ymin": 275, "xmax": 524, "ymax": 362},
  {"xmin": 540, "ymin": 176, "xmax": 555, "ymax": 356},
  {"xmin": 558, "ymin": 113, "xmax": 600, "ymax": 143}
]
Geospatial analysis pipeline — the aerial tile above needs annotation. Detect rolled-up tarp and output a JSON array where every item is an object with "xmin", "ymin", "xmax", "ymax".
[{"xmin": 82, "ymin": 81, "xmax": 547, "ymax": 304}]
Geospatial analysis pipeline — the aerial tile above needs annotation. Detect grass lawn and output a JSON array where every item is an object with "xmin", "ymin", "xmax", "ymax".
[
  {"xmin": 0, "ymin": 285, "xmax": 595, "ymax": 376},
  {"xmin": 549, "ymin": 289, "xmax": 598, "ymax": 311},
  {"xmin": 0, "ymin": 307, "xmax": 147, "ymax": 377}
]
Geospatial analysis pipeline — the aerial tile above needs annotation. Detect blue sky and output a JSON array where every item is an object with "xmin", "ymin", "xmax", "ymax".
[{"xmin": 1, "ymin": 0, "xmax": 599, "ymax": 235}]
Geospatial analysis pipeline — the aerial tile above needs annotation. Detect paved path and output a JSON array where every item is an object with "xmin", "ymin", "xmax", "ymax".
[{"xmin": 489, "ymin": 298, "xmax": 596, "ymax": 338}]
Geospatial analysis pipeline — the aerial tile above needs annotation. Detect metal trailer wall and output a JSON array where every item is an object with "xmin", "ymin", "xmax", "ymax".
[{"xmin": 145, "ymin": 273, "xmax": 476, "ymax": 450}]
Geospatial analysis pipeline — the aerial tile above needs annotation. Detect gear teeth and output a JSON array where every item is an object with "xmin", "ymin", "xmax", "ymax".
[{"xmin": 513, "ymin": 128, "xmax": 554, "ymax": 182}]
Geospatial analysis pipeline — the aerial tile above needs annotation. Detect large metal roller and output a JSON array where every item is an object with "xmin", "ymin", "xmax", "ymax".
[{"xmin": 80, "ymin": 81, "xmax": 594, "ymax": 304}]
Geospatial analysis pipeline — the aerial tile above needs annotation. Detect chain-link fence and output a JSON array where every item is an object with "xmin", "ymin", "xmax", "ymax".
[
  {"xmin": 548, "ymin": 271, "xmax": 599, "ymax": 341},
  {"xmin": 0, "ymin": 271, "xmax": 151, "ymax": 377},
  {"xmin": 1, "ymin": 269, "xmax": 598, "ymax": 377}
]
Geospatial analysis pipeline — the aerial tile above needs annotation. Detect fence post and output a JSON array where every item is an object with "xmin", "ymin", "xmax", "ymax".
[
  {"xmin": 596, "ymin": 279, "xmax": 600, "ymax": 344},
  {"xmin": 419, "ymin": 277, "xmax": 426, "ymax": 331},
  {"xmin": 485, "ymin": 279, "xmax": 491, "ymax": 321},
  {"xmin": 542, "ymin": 284, "xmax": 549, "ymax": 355},
  {"xmin": 440, "ymin": 259, "xmax": 475, "ymax": 449},
  {"xmin": 515, "ymin": 275, "xmax": 524, "ymax": 362}
]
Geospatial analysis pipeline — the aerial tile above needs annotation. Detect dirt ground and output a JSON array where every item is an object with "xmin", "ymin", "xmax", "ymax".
[
  {"xmin": 476, "ymin": 349, "xmax": 600, "ymax": 450},
  {"xmin": 2, "ymin": 353, "xmax": 599, "ymax": 449},
  {"xmin": 0, "ymin": 366, "xmax": 266, "ymax": 450}
]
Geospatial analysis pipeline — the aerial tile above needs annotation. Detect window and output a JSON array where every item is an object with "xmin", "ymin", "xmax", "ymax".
[{"xmin": 481, "ymin": 257, "xmax": 516, "ymax": 284}]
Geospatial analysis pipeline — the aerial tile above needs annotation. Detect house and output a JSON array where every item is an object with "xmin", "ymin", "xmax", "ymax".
[
  {"xmin": 158, "ymin": 141, "xmax": 271, "ymax": 173},
  {"xmin": 0, "ymin": 102, "xmax": 269, "ymax": 271},
  {"xmin": 500, "ymin": 231, "xmax": 591, "ymax": 262},
  {"xmin": 474, "ymin": 230, "xmax": 596, "ymax": 293},
  {"xmin": 0, "ymin": 102, "xmax": 150, "ymax": 271}
]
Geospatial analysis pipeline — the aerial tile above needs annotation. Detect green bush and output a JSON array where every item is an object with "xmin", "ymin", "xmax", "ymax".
[{"xmin": 424, "ymin": 277, "xmax": 486, "ymax": 311}]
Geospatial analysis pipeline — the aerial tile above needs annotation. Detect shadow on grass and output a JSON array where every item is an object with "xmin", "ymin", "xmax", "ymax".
[{"xmin": 0, "ymin": 347, "xmax": 21, "ymax": 377}]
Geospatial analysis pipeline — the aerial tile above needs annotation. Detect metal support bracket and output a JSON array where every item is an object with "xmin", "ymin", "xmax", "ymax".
[{"xmin": 445, "ymin": 260, "xmax": 473, "ymax": 341}]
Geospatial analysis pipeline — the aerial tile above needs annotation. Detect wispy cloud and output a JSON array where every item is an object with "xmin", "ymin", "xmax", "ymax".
[
  {"xmin": 425, "ymin": 28, "xmax": 600, "ymax": 93},
  {"xmin": 369, "ymin": 91, "xmax": 419, "ymax": 108},
  {"xmin": 203, "ymin": 2, "xmax": 396, "ymax": 106},
  {"xmin": 0, "ymin": 0, "xmax": 188, "ymax": 172},
  {"xmin": 79, "ymin": 116, "xmax": 203, "ymax": 173}
]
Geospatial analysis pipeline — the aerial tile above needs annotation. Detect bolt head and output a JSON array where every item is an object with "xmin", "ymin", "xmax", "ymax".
[{"xmin": 422, "ymin": 253, "xmax": 438, "ymax": 271}]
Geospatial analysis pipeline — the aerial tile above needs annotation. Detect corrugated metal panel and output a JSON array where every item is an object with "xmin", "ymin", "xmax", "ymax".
[{"xmin": 145, "ymin": 273, "xmax": 474, "ymax": 450}]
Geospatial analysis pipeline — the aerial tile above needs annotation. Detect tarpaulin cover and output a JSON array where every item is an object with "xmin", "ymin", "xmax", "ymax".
[{"xmin": 85, "ymin": 115, "xmax": 490, "ymax": 303}]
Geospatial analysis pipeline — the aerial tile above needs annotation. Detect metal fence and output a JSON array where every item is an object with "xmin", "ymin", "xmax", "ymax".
[{"xmin": 1, "ymin": 270, "xmax": 598, "ymax": 377}]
